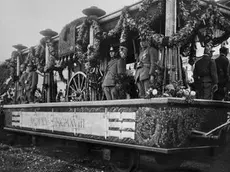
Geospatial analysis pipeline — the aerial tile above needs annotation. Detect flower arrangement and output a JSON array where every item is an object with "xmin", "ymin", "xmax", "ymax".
[
  {"xmin": 114, "ymin": 73, "xmax": 138, "ymax": 99},
  {"xmin": 145, "ymin": 80, "xmax": 196, "ymax": 103}
]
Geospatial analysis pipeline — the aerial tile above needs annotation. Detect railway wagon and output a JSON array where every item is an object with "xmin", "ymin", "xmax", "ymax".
[
  {"xmin": 2, "ymin": 0, "xmax": 230, "ymax": 171},
  {"xmin": 2, "ymin": 98, "xmax": 230, "ymax": 171}
]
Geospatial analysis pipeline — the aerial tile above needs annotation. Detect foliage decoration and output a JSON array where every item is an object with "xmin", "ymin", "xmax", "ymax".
[
  {"xmin": 74, "ymin": 17, "xmax": 103, "ymax": 92},
  {"xmin": 59, "ymin": 0, "xmax": 230, "ymax": 99},
  {"xmin": 75, "ymin": 17, "xmax": 102, "ymax": 67},
  {"xmin": 108, "ymin": 7, "xmax": 128, "ymax": 37},
  {"xmin": 114, "ymin": 73, "xmax": 138, "ymax": 99}
]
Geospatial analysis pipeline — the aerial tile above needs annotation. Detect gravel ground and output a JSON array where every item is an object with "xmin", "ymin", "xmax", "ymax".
[
  {"xmin": 1, "ymin": 131, "xmax": 229, "ymax": 172},
  {"xmin": 0, "ymin": 142, "xmax": 111, "ymax": 172},
  {"xmin": 0, "ymin": 142, "xmax": 213, "ymax": 172},
  {"xmin": 0, "ymin": 130, "xmax": 112, "ymax": 172}
]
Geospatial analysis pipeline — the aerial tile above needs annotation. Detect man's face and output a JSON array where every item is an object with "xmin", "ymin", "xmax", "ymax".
[
  {"xmin": 140, "ymin": 40, "xmax": 148, "ymax": 49},
  {"xmin": 20, "ymin": 65, "xmax": 25, "ymax": 72},
  {"xmin": 119, "ymin": 47, "xmax": 127, "ymax": 59},
  {"xmin": 110, "ymin": 51, "xmax": 115, "ymax": 58}
]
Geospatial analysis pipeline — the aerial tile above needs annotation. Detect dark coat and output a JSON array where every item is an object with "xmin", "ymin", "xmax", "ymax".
[
  {"xmin": 215, "ymin": 54, "xmax": 229, "ymax": 86},
  {"xmin": 19, "ymin": 71, "xmax": 28, "ymax": 89},
  {"xmin": 135, "ymin": 47, "xmax": 158, "ymax": 81},
  {"xmin": 193, "ymin": 54, "xmax": 218, "ymax": 85},
  {"xmin": 102, "ymin": 58, "xmax": 126, "ymax": 87},
  {"xmin": 25, "ymin": 71, "xmax": 38, "ymax": 91}
]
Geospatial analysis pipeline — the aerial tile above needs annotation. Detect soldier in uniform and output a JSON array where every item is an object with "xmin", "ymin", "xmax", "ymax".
[
  {"xmin": 102, "ymin": 46, "xmax": 126, "ymax": 100},
  {"xmin": 213, "ymin": 47, "xmax": 230, "ymax": 100},
  {"xmin": 17, "ymin": 64, "xmax": 28, "ymax": 103},
  {"xmin": 193, "ymin": 48, "xmax": 218, "ymax": 99},
  {"xmin": 25, "ymin": 47, "xmax": 36, "ymax": 66},
  {"xmin": 25, "ymin": 62, "xmax": 38, "ymax": 103},
  {"xmin": 134, "ymin": 37, "xmax": 158, "ymax": 98}
]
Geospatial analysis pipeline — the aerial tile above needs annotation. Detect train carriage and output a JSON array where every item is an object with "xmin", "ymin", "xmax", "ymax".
[{"xmin": 1, "ymin": 0, "xmax": 230, "ymax": 171}]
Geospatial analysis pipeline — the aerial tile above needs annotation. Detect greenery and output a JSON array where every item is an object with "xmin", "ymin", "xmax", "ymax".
[{"xmin": 0, "ymin": 60, "xmax": 11, "ymax": 96}]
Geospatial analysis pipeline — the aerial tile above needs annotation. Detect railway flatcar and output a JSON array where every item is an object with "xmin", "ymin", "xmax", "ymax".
[{"xmin": 1, "ymin": 0, "xmax": 230, "ymax": 171}]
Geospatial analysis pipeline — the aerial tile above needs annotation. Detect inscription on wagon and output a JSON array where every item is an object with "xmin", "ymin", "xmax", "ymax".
[
  {"xmin": 52, "ymin": 116, "xmax": 85, "ymax": 129},
  {"xmin": 30, "ymin": 116, "xmax": 48, "ymax": 126},
  {"xmin": 19, "ymin": 112, "xmax": 106, "ymax": 136},
  {"xmin": 13, "ymin": 111, "xmax": 136, "ymax": 139},
  {"xmin": 29, "ymin": 116, "xmax": 85, "ymax": 129}
]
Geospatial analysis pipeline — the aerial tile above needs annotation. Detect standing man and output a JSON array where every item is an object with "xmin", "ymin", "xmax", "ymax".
[
  {"xmin": 134, "ymin": 37, "xmax": 158, "ymax": 98},
  {"xmin": 17, "ymin": 64, "xmax": 28, "ymax": 103},
  {"xmin": 193, "ymin": 48, "xmax": 218, "ymax": 99},
  {"xmin": 213, "ymin": 47, "xmax": 230, "ymax": 100},
  {"xmin": 25, "ymin": 62, "xmax": 38, "ymax": 103},
  {"xmin": 102, "ymin": 46, "xmax": 125, "ymax": 100}
]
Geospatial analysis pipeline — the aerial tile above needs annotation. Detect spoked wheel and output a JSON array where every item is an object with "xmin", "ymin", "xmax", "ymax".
[
  {"xmin": 67, "ymin": 71, "xmax": 87, "ymax": 101},
  {"xmin": 110, "ymin": 150, "xmax": 140, "ymax": 172}
]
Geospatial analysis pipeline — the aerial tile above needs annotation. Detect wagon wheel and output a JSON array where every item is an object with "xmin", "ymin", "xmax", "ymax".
[
  {"xmin": 110, "ymin": 150, "xmax": 140, "ymax": 172},
  {"xmin": 67, "ymin": 71, "xmax": 87, "ymax": 101}
]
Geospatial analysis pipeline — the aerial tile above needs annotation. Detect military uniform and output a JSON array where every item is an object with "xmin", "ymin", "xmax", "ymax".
[
  {"xmin": 17, "ymin": 71, "xmax": 28, "ymax": 103},
  {"xmin": 193, "ymin": 54, "xmax": 218, "ymax": 99},
  {"xmin": 135, "ymin": 46, "xmax": 158, "ymax": 98},
  {"xmin": 102, "ymin": 47, "xmax": 126, "ymax": 100},
  {"xmin": 25, "ymin": 64, "xmax": 38, "ymax": 103},
  {"xmin": 213, "ymin": 54, "xmax": 230, "ymax": 100}
]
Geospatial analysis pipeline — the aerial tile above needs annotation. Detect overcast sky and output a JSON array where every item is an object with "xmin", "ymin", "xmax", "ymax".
[{"xmin": 0, "ymin": 0, "xmax": 139, "ymax": 62}]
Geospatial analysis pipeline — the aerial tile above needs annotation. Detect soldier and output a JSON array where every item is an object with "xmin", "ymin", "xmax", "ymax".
[
  {"xmin": 193, "ymin": 48, "xmax": 218, "ymax": 99},
  {"xmin": 134, "ymin": 37, "xmax": 158, "ymax": 98},
  {"xmin": 25, "ymin": 62, "xmax": 38, "ymax": 103},
  {"xmin": 213, "ymin": 47, "xmax": 230, "ymax": 100},
  {"xmin": 17, "ymin": 64, "xmax": 28, "ymax": 103},
  {"xmin": 102, "ymin": 46, "xmax": 125, "ymax": 100},
  {"xmin": 25, "ymin": 47, "xmax": 36, "ymax": 66}
]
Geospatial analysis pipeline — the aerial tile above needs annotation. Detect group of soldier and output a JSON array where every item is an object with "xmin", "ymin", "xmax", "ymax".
[
  {"xmin": 102, "ymin": 37, "xmax": 159, "ymax": 100},
  {"xmin": 102, "ymin": 37, "xmax": 230, "ymax": 101},
  {"xmin": 17, "ymin": 55, "xmax": 38, "ymax": 104},
  {"xmin": 193, "ymin": 46, "xmax": 230, "ymax": 101},
  {"xmin": 13, "ymin": 36, "xmax": 230, "ymax": 103}
]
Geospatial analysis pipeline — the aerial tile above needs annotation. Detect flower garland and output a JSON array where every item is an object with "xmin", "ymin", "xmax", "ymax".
[
  {"xmin": 123, "ymin": 0, "xmax": 230, "ymax": 48},
  {"xmin": 107, "ymin": 7, "xmax": 127, "ymax": 37},
  {"xmin": 72, "ymin": 0, "xmax": 230, "ymax": 100},
  {"xmin": 75, "ymin": 17, "xmax": 101, "ymax": 67}
]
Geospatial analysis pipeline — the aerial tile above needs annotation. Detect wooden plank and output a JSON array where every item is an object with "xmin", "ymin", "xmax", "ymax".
[
  {"xmin": 2, "ymin": 98, "xmax": 171, "ymax": 109},
  {"xmin": 12, "ymin": 122, "xmax": 20, "ymax": 126},
  {"xmin": 4, "ymin": 97, "xmax": 230, "ymax": 109},
  {"xmin": 12, "ymin": 116, "xmax": 20, "ymax": 121},
  {"xmin": 108, "ymin": 122, "xmax": 135, "ymax": 130},
  {"xmin": 108, "ymin": 130, "xmax": 135, "ymax": 139},
  {"xmin": 108, "ymin": 112, "xmax": 136, "ymax": 120}
]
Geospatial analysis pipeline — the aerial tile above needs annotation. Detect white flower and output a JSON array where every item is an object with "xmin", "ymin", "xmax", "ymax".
[
  {"xmin": 190, "ymin": 91, "xmax": 196, "ymax": 96},
  {"xmin": 152, "ymin": 89, "xmax": 158, "ymax": 96},
  {"xmin": 183, "ymin": 89, "xmax": 190, "ymax": 96}
]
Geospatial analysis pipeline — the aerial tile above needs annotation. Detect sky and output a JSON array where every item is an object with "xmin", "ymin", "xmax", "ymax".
[{"xmin": 0, "ymin": 0, "xmax": 139, "ymax": 62}]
